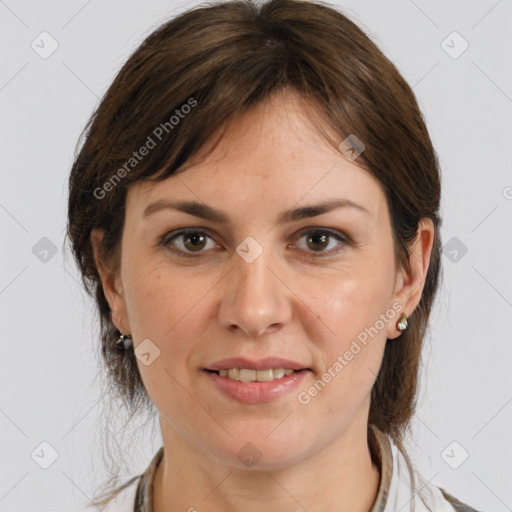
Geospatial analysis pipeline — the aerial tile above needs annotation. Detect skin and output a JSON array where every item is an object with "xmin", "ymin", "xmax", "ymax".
[{"xmin": 92, "ymin": 88, "xmax": 434, "ymax": 512}]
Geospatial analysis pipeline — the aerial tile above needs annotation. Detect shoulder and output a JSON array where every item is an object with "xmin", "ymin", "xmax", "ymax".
[
  {"xmin": 415, "ymin": 481, "xmax": 485, "ymax": 512},
  {"xmin": 385, "ymin": 435, "xmax": 484, "ymax": 512},
  {"xmin": 80, "ymin": 476, "xmax": 140, "ymax": 512},
  {"xmin": 104, "ymin": 478, "xmax": 139, "ymax": 511},
  {"xmin": 438, "ymin": 487, "xmax": 487, "ymax": 512},
  {"xmin": 85, "ymin": 446, "xmax": 163, "ymax": 512}
]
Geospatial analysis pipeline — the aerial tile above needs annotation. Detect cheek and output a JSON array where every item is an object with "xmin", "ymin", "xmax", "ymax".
[
  {"xmin": 296, "ymin": 277, "xmax": 389, "ymax": 422},
  {"xmin": 308, "ymin": 262, "xmax": 394, "ymax": 343},
  {"xmin": 124, "ymin": 268, "xmax": 204, "ymax": 414},
  {"xmin": 297, "ymin": 260, "xmax": 393, "ymax": 405},
  {"xmin": 124, "ymin": 264, "xmax": 215, "ymax": 382},
  {"xmin": 125, "ymin": 263, "xmax": 202, "ymax": 337}
]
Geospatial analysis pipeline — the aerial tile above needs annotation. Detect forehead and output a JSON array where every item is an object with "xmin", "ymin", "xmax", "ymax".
[{"xmin": 127, "ymin": 90, "xmax": 386, "ymax": 221}]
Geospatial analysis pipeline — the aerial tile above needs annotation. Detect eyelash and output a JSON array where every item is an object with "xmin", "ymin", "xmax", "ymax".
[{"xmin": 160, "ymin": 227, "xmax": 350, "ymax": 259}]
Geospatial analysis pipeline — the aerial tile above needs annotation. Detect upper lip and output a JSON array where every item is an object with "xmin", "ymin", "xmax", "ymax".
[{"xmin": 204, "ymin": 357, "xmax": 311, "ymax": 372}]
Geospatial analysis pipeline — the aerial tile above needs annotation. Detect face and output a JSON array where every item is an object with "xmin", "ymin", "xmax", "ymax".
[{"xmin": 93, "ymin": 89, "xmax": 433, "ymax": 470}]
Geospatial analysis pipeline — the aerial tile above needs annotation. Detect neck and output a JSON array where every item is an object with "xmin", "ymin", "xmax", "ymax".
[{"xmin": 153, "ymin": 419, "xmax": 381, "ymax": 512}]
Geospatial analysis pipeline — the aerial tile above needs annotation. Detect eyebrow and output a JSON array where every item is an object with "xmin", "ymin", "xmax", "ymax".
[{"xmin": 142, "ymin": 198, "xmax": 371, "ymax": 225}]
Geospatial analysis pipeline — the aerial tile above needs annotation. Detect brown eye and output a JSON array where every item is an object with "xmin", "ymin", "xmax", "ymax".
[
  {"xmin": 161, "ymin": 227, "xmax": 349, "ymax": 259},
  {"xmin": 293, "ymin": 228, "xmax": 348, "ymax": 256},
  {"xmin": 182, "ymin": 232, "xmax": 208, "ymax": 252},
  {"xmin": 306, "ymin": 231, "xmax": 329, "ymax": 251},
  {"xmin": 163, "ymin": 229, "xmax": 217, "ymax": 256}
]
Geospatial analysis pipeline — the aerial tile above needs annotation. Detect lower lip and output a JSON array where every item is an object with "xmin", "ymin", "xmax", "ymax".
[{"xmin": 202, "ymin": 369, "xmax": 310, "ymax": 404}]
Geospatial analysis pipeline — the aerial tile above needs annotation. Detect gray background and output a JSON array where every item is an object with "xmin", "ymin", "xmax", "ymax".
[{"xmin": 1, "ymin": 0, "xmax": 511, "ymax": 510}]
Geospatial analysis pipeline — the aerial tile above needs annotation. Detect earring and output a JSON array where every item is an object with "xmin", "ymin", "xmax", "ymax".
[
  {"xmin": 116, "ymin": 330, "xmax": 133, "ymax": 350},
  {"xmin": 397, "ymin": 312, "xmax": 408, "ymax": 332}
]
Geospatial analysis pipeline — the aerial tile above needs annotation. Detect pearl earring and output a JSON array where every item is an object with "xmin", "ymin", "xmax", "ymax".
[
  {"xmin": 397, "ymin": 312, "xmax": 408, "ymax": 332},
  {"xmin": 116, "ymin": 330, "xmax": 133, "ymax": 349}
]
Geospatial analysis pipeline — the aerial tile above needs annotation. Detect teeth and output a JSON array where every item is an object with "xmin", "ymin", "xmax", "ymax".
[{"xmin": 217, "ymin": 368, "xmax": 296, "ymax": 382}]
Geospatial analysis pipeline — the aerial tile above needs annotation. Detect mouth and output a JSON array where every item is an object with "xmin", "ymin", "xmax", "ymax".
[
  {"xmin": 204, "ymin": 356, "xmax": 312, "ymax": 378},
  {"xmin": 203, "ymin": 367, "xmax": 312, "ymax": 383},
  {"xmin": 202, "ymin": 366, "xmax": 312, "ymax": 404}
]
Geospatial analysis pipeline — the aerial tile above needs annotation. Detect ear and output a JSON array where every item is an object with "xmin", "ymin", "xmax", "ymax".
[
  {"xmin": 90, "ymin": 228, "xmax": 131, "ymax": 335},
  {"xmin": 387, "ymin": 218, "xmax": 435, "ymax": 340}
]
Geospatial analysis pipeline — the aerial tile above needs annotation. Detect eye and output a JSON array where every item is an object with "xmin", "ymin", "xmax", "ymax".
[
  {"xmin": 161, "ymin": 227, "xmax": 349, "ymax": 258},
  {"xmin": 162, "ymin": 228, "xmax": 218, "ymax": 257},
  {"xmin": 292, "ymin": 227, "xmax": 349, "ymax": 256}
]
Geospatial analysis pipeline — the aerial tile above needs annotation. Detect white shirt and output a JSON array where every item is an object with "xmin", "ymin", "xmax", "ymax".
[{"xmin": 91, "ymin": 427, "xmax": 475, "ymax": 512}]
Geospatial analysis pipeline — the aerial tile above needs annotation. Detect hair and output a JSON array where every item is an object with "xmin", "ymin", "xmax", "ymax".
[{"xmin": 65, "ymin": 0, "xmax": 442, "ymax": 508}]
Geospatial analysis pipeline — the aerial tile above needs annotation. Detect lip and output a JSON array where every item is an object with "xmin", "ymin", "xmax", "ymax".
[
  {"xmin": 204, "ymin": 357, "xmax": 310, "ymax": 372},
  {"xmin": 203, "ymin": 368, "xmax": 311, "ymax": 404}
]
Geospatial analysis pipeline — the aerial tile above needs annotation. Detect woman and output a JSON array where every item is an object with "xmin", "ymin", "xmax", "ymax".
[{"xmin": 66, "ymin": 0, "xmax": 484, "ymax": 510}]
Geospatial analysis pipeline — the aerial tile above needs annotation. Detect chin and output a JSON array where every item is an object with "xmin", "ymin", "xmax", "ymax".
[{"xmin": 207, "ymin": 434, "xmax": 311, "ymax": 471}]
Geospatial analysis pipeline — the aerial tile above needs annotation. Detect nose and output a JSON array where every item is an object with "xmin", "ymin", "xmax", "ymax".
[{"xmin": 217, "ymin": 244, "xmax": 292, "ymax": 338}]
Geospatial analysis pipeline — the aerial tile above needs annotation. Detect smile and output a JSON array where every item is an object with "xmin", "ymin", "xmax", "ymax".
[
  {"xmin": 202, "ymin": 368, "xmax": 311, "ymax": 404},
  {"xmin": 208, "ymin": 368, "xmax": 296, "ymax": 382}
]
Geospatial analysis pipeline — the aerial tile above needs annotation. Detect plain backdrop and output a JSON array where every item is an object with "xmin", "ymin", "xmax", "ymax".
[{"xmin": 1, "ymin": 0, "xmax": 511, "ymax": 510}]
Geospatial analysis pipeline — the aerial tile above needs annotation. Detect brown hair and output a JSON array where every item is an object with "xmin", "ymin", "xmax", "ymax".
[{"xmin": 65, "ymin": 0, "xmax": 441, "ymax": 507}]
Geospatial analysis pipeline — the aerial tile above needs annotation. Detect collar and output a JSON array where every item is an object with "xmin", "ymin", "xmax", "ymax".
[
  {"xmin": 368, "ymin": 424, "xmax": 394, "ymax": 512},
  {"xmin": 134, "ymin": 425, "xmax": 394, "ymax": 512}
]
